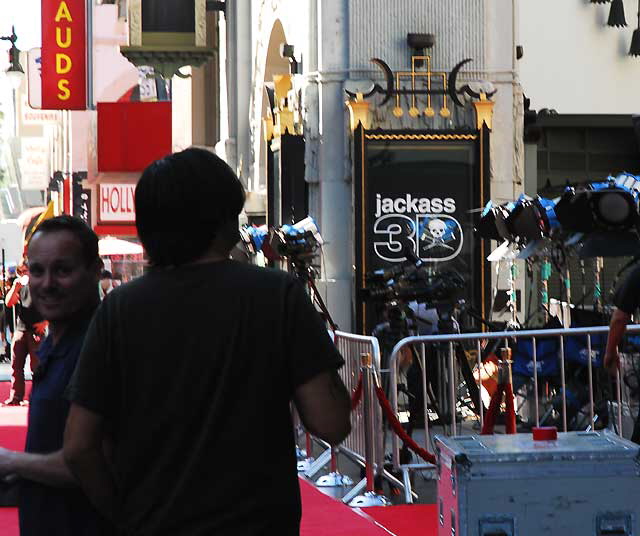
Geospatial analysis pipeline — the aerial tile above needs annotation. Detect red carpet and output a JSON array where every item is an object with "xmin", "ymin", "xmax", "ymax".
[
  {"xmin": 300, "ymin": 478, "xmax": 390, "ymax": 535},
  {"xmin": 0, "ymin": 508, "xmax": 18, "ymax": 534},
  {"xmin": 0, "ymin": 382, "xmax": 29, "ymax": 452},
  {"xmin": 300, "ymin": 478, "xmax": 438, "ymax": 535},
  {"xmin": 0, "ymin": 381, "xmax": 27, "ymax": 536},
  {"xmin": 365, "ymin": 504, "xmax": 438, "ymax": 535},
  {"xmin": 0, "ymin": 382, "xmax": 438, "ymax": 536}
]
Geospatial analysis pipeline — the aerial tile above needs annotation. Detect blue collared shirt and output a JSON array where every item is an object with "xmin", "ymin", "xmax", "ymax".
[{"xmin": 20, "ymin": 311, "xmax": 112, "ymax": 536}]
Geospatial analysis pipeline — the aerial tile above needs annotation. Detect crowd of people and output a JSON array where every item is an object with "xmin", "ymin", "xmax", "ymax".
[{"xmin": 0, "ymin": 148, "xmax": 351, "ymax": 535}]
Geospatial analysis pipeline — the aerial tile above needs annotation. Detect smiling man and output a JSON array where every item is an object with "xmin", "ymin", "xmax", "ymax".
[{"xmin": 0, "ymin": 216, "xmax": 113, "ymax": 535}]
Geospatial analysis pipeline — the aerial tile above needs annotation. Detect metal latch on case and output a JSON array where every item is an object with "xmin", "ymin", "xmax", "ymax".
[
  {"xmin": 596, "ymin": 512, "xmax": 632, "ymax": 535},
  {"xmin": 479, "ymin": 516, "xmax": 515, "ymax": 536}
]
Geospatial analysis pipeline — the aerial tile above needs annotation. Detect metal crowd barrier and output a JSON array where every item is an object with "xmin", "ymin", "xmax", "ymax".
[
  {"xmin": 332, "ymin": 331, "xmax": 384, "ymax": 474},
  {"xmin": 296, "ymin": 330, "xmax": 412, "ymax": 505},
  {"xmin": 330, "ymin": 331, "xmax": 390, "ymax": 504},
  {"xmin": 387, "ymin": 324, "xmax": 640, "ymax": 477}
]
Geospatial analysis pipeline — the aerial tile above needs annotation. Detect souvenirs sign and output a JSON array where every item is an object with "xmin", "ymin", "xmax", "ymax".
[{"xmin": 41, "ymin": 0, "xmax": 87, "ymax": 110}]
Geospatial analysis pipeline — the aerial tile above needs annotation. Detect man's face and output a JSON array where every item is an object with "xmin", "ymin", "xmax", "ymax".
[{"xmin": 27, "ymin": 230, "xmax": 100, "ymax": 322}]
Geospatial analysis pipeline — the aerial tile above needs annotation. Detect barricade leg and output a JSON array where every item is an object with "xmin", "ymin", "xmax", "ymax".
[
  {"xmin": 476, "ymin": 339, "xmax": 484, "ymax": 430},
  {"xmin": 559, "ymin": 336, "xmax": 567, "ymax": 432},
  {"xmin": 420, "ymin": 344, "xmax": 431, "ymax": 452},
  {"xmin": 315, "ymin": 447, "xmax": 354, "ymax": 487},
  {"xmin": 304, "ymin": 448, "xmax": 332, "ymax": 478}
]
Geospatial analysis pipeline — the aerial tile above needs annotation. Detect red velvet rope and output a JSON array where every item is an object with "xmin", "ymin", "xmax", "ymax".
[
  {"xmin": 374, "ymin": 385, "xmax": 436, "ymax": 465},
  {"xmin": 351, "ymin": 374, "xmax": 363, "ymax": 411}
]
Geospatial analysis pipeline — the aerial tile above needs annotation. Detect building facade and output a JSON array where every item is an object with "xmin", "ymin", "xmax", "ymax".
[
  {"xmin": 519, "ymin": 0, "xmax": 640, "ymax": 317},
  {"xmin": 222, "ymin": 0, "xmax": 523, "ymax": 332}
]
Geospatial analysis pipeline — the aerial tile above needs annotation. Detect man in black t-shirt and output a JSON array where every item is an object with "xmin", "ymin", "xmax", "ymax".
[
  {"xmin": 605, "ymin": 262, "xmax": 640, "ymax": 443},
  {"xmin": 64, "ymin": 148, "xmax": 351, "ymax": 535}
]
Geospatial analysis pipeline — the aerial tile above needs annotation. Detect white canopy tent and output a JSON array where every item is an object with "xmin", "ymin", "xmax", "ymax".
[{"xmin": 98, "ymin": 237, "xmax": 144, "ymax": 256}]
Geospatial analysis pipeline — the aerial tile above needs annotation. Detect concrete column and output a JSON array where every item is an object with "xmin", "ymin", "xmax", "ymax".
[
  {"xmin": 315, "ymin": 0, "xmax": 352, "ymax": 331},
  {"xmin": 225, "ymin": 0, "xmax": 252, "ymax": 187}
]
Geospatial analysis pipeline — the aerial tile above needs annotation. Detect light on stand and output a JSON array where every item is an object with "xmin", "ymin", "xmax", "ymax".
[
  {"xmin": 591, "ymin": 188, "xmax": 636, "ymax": 229},
  {"xmin": 475, "ymin": 202, "xmax": 512, "ymax": 241},
  {"xmin": 505, "ymin": 197, "xmax": 550, "ymax": 243},
  {"xmin": 555, "ymin": 188, "xmax": 597, "ymax": 233}
]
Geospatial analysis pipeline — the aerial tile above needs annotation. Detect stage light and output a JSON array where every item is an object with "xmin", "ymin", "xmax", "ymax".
[
  {"xmin": 505, "ymin": 196, "xmax": 550, "ymax": 242},
  {"xmin": 239, "ymin": 225, "xmax": 268, "ymax": 255},
  {"xmin": 476, "ymin": 202, "xmax": 512, "ymax": 241},
  {"xmin": 555, "ymin": 178, "xmax": 640, "ymax": 233},
  {"xmin": 554, "ymin": 188, "xmax": 596, "ymax": 233},
  {"xmin": 589, "ymin": 187, "xmax": 638, "ymax": 230}
]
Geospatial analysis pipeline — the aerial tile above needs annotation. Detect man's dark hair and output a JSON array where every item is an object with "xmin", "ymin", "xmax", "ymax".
[
  {"xmin": 136, "ymin": 147, "xmax": 245, "ymax": 267},
  {"xmin": 101, "ymin": 270, "xmax": 113, "ymax": 279},
  {"xmin": 29, "ymin": 215, "xmax": 99, "ymax": 267}
]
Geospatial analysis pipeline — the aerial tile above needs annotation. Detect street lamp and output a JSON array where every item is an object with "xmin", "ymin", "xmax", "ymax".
[
  {"xmin": 1, "ymin": 26, "xmax": 24, "ymax": 89},
  {"xmin": 1, "ymin": 26, "xmax": 24, "ymax": 146}
]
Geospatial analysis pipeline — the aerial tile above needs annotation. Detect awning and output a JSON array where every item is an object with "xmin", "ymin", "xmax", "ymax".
[{"xmin": 99, "ymin": 237, "xmax": 144, "ymax": 256}]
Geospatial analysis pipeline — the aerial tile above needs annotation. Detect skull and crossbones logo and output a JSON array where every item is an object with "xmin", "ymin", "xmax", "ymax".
[{"xmin": 422, "ymin": 218, "xmax": 454, "ymax": 251}]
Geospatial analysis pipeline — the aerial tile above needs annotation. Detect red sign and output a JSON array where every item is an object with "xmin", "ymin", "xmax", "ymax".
[
  {"xmin": 99, "ymin": 184, "xmax": 136, "ymax": 224},
  {"xmin": 97, "ymin": 102, "xmax": 172, "ymax": 172},
  {"xmin": 41, "ymin": 0, "xmax": 87, "ymax": 110}
]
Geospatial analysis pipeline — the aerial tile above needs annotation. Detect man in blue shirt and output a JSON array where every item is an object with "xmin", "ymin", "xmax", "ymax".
[{"xmin": 0, "ymin": 216, "xmax": 113, "ymax": 535}]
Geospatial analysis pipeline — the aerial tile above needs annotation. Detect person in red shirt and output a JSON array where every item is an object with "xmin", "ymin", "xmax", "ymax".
[{"xmin": 3, "ymin": 263, "xmax": 47, "ymax": 406}]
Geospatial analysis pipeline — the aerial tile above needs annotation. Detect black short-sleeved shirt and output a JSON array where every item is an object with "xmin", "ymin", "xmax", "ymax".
[
  {"xmin": 613, "ymin": 263, "xmax": 640, "ymax": 315},
  {"xmin": 68, "ymin": 260, "xmax": 344, "ymax": 536},
  {"xmin": 21, "ymin": 312, "xmax": 112, "ymax": 536}
]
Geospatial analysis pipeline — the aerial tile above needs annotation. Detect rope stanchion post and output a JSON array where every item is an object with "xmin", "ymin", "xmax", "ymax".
[
  {"xmin": 347, "ymin": 353, "xmax": 390, "ymax": 507},
  {"xmin": 420, "ymin": 344, "xmax": 430, "ymax": 453}
]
